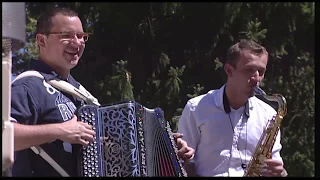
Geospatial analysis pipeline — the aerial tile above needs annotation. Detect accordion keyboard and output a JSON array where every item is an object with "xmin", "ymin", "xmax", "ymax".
[{"xmin": 77, "ymin": 105, "xmax": 103, "ymax": 177}]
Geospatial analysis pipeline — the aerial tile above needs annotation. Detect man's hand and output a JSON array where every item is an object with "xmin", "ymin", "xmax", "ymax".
[
  {"xmin": 173, "ymin": 133, "xmax": 195, "ymax": 162},
  {"xmin": 58, "ymin": 115, "xmax": 96, "ymax": 146},
  {"xmin": 259, "ymin": 158, "xmax": 287, "ymax": 177}
]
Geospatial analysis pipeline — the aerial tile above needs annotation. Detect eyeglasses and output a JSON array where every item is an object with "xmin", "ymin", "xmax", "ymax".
[{"xmin": 48, "ymin": 32, "xmax": 89, "ymax": 42}]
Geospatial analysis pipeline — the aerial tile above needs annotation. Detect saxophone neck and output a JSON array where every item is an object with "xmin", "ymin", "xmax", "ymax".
[{"xmin": 254, "ymin": 87, "xmax": 288, "ymax": 116}]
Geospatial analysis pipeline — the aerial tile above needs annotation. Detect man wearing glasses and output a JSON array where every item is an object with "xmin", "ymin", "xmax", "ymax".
[
  {"xmin": 10, "ymin": 7, "xmax": 94, "ymax": 177},
  {"xmin": 10, "ymin": 7, "xmax": 194, "ymax": 177}
]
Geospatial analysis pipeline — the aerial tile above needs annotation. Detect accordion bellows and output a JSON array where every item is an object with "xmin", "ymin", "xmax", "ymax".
[{"xmin": 76, "ymin": 102, "xmax": 187, "ymax": 177}]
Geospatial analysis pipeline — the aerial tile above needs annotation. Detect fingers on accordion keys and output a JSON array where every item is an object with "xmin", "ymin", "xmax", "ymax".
[
  {"xmin": 79, "ymin": 138, "xmax": 89, "ymax": 147},
  {"xmin": 183, "ymin": 147, "xmax": 194, "ymax": 161},
  {"xmin": 80, "ymin": 121, "xmax": 93, "ymax": 130},
  {"xmin": 173, "ymin": 133, "xmax": 184, "ymax": 139}
]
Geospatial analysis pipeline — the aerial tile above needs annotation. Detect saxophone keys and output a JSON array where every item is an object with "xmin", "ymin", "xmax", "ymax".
[{"xmin": 258, "ymin": 155, "xmax": 267, "ymax": 162}]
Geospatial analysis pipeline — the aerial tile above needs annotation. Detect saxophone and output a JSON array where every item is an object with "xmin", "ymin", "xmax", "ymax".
[{"xmin": 243, "ymin": 87, "xmax": 287, "ymax": 177}]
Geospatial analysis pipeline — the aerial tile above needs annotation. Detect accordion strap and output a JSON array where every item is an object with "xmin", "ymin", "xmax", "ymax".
[
  {"xmin": 12, "ymin": 70, "xmax": 100, "ymax": 106},
  {"xmin": 30, "ymin": 146, "xmax": 70, "ymax": 177},
  {"xmin": 12, "ymin": 70, "xmax": 100, "ymax": 177}
]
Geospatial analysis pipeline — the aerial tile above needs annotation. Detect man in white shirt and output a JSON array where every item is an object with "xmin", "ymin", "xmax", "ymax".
[{"xmin": 177, "ymin": 40, "xmax": 288, "ymax": 177}]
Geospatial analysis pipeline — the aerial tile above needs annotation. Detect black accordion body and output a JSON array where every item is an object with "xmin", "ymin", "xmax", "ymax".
[{"xmin": 76, "ymin": 101, "xmax": 187, "ymax": 177}]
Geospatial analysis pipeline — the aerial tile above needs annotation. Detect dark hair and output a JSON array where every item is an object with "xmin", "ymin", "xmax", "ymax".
[
  {"xmin": 226, "ymin": 39, "xmax": 268, "ymax": 67},
  {"xmin": 36, "ymin": 7, "xmax": 78, "ymax": 35}
]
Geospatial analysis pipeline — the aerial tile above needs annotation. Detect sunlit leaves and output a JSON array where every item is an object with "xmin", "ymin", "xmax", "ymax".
[
  {"xmin": 187, "ymin": 84, "xmax": 205, "ymax": 98},
  {"xmin": 108, "ymin": 60, "xmax": 134, "ymax": 101},
  {"xmin": 165, "ymin": 65, "xmax": 185, "ymax": 100},
  {"xmin": 246, "ymin": 18, "xmax": 268, "ymax": 43}
]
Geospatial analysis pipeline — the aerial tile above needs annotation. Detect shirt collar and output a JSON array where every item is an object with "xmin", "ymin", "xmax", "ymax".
[
  {"xmin": 216, "ymin": 84, "xmax": 253, "ymax": 117},
  {"xmin": 29, "ymin": 58, "xmax": 79, "ymax": 88}
]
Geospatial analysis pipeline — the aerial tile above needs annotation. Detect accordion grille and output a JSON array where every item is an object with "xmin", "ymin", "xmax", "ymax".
[{"xmin": 77, "ymin": 102, "xmax": 187, "ymax": 177}]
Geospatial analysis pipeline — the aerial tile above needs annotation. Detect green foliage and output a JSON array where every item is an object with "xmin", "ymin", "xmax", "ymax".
[
  {"xmin": 187, "ymin": 84, "xmax": 205, "ymax": 99},
  {"xmin": 246, "ymin": 18, "xmax": 268, "ymax": 42},
  {"xmin": 16, "ymin": 2, "xmax": 314, "ymax": 176},
  {"xmin": 106, "ymin": 60, "xmax": 135, "ymax": 102},
  {"xmin": 214, "ymin": 58, "xmax": 223, "ymax": 70},
  {"xmin": 165, "ymin": 65, "xmax": 185, "ymax": 101}
]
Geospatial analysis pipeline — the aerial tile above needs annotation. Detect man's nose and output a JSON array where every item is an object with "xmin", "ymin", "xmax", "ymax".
[
  {"xmin": 250, "ymin": 71, "xmax": 261, "ymax": 82},
  {"xmin": 70, "ymin": 36, "xmax": 84, "ymax": 46}
]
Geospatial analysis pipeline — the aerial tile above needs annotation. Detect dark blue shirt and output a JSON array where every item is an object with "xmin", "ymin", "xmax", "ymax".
[{"xmin": 11, "ymin": 59, "xmax": 83, "ymax": 177}]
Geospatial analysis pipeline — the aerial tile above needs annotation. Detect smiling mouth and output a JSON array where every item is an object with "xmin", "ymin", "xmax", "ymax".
[{"xmin": 65, "ymin": 51, "xmax": 78, "ymax": 56}]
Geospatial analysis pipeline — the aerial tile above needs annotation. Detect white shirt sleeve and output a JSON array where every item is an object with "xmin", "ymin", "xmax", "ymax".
[
  {"xmin": 177, "ymin": 101, "xmax": 201, "ymax": 151},
  {"xmin": 272, "ymin": 129, "xmax": 284, "ymax": 164}
]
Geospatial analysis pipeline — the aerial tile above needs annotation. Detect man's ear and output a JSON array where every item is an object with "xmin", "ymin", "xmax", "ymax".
[
  {"xmin": 36, "ymin": 34, "xmax": 47, "ymax": 48},
  {"xmin": 224, "ymin": 63, "xmax": 234, "ymax": 77}
]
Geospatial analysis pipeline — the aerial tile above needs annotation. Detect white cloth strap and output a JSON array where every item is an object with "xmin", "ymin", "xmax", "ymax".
[
  {"xmin": 12, "ymin": 70, "xmax": 100, "ymax": 106},
  {"xmin": 12, "ymin": 70, "xmax": 100, "ymax": 177},
  {"xmin": 30, "ymin": 146, "xmax": 69, "ymax": 177}
]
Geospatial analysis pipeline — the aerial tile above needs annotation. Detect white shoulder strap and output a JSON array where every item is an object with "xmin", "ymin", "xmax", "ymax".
[
  {"xmin": 12, "ymin": 70, "xmax": 44, "ymax": 83},
  {"xmin": 12, "ymin": 70, "xmax": 100, "ymax": 177},
  {"xmin": 30, "ymin": 146, "xmax": 70, "ymax": 177},
  {"xmin": 12, "ymin": 71, "xmax": 71, "ymax": 176},
  {"xmin": 49, "ymin": 79, "xmax": 100, "ymax": 106},
  {"xmin": 13, "ymin": 70, "xmax": 100, "ymax": 106}
]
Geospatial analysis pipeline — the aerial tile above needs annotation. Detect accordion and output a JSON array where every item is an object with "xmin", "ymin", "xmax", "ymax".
[{"xmin": 76, "ymin": 101, "xmax": 187, "ymax": 177}]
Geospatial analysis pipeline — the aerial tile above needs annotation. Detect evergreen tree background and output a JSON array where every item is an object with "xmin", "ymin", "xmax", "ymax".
[{"xmin": 13, "ymin": 2, "xmax": 314, "ymax": 177}]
